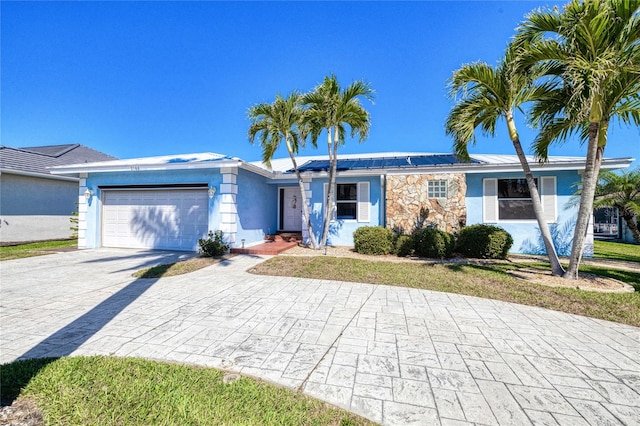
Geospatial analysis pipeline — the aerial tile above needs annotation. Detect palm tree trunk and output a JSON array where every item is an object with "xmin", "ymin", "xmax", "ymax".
[
  {"xmin": 319, "ymin": 127, "xmax": 335, "ymax": 248},
  {"xmin": 621, "ymin": 212, "xmax": 640, "ymax": 243},
  {"xmin": 509, "ymin": 124, "xmax": 565, "ymax": 276},
  {"xmin": 287, "ymin": 148, "xmax": 319, "ymax": 249},
  {"xmin": 564, "ymin": 122, "xmax": 604, "ymax": 279}
]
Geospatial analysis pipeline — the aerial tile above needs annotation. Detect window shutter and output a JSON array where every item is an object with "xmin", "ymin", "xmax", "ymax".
[
  {"xmin": 324, "ymin": 183, "xmax": 336, "ymax": 221},
  {"xmin": 540, "ymin": 176, "xmax": 557, "ymax": 223},
  {"xmin": 357, "ymin": 181, "xmax": 370, "ymax": 222},
  {"xmin": 483, "ymin": 178, "xmax": 498, "ymax": 222}
]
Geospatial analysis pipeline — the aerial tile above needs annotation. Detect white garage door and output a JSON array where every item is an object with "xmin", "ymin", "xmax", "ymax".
[{"xmin": 102, "ymin": 189, "xmax": 209, "ymax": 251}]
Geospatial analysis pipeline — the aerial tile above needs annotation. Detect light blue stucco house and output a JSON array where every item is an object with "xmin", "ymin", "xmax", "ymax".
[{"xmin": 50, "ymin": 151, "xmax": 634, "ymax": 256}]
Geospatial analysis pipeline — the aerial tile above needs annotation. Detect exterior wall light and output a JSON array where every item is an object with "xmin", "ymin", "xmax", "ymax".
[
  {"xmin": 208, "ymin": 186, "xmax": 216, "ymax": 198},
  {"xmin": 84, "ymin": 189, "xmax": 94, "ymax": 201}
]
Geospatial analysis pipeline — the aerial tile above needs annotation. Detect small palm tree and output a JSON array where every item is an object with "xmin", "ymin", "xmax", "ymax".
[
  {"xmin": 515, "ymin": 0, "xmax": 640, "ymax": 278},
  {"xmin": 445, "ymin": 44, "xmax": 565, "ymax": 276},
  {"xmin": 248, "ymin": 92, "xmax": 319, "ymax": 249},
  {"xmin": 596, "ymin": 169, "xmax": 640, "ymax": 243},
  {"xmin": 571, "ymin": 169, "xmax": 640, "ymax": 243},
  {"xmin": 302, "ymin": 74, "xmax": 374, "ymax": 248}
]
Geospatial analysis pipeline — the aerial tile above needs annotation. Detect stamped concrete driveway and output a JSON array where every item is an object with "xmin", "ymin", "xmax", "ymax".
[{"xmin": 1, "ymin": 249, "xmax": 639, "ymax": 425}]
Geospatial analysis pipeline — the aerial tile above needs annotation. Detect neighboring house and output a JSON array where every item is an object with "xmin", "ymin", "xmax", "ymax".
[
  {"xmin": 594, "ymin": 207, "xmax": 638, "ymax": 244},
  {"xmin": 0, "ymin": 144, "xmax": 116, "ymax": 243},
  {"xmin": 49, "ymin": 151, "xmax": 634, "ymax": 255}
]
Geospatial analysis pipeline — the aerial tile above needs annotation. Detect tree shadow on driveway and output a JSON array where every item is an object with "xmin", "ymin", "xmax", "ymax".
[{"xmin": 18, "ymin": 276, "xmax": 159, "ymax": 361}]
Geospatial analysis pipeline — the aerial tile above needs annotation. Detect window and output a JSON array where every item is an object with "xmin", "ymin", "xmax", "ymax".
[
  {"xmin": 498, "ymin": 178, "xmax": 537, "ymax": 220},
  {"xmin": 324, "ymin": 182, "xmax": 370, "ymax": 222},
  {"xmin": 483, "ymin": 176, "xmax": 556, "ymax": 223},
  {"xmin": 336, "ymin": 183, "xmax": 357, "ymax": 219},
  {"xmin": 428, "ymin": 180, "xmax": 447, "ymax": 198}
]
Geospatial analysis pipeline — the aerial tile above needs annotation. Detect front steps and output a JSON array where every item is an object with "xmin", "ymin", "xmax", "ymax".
[{"xmin": 230, "ymin": 232, "xmax": 302, "ymax": 255}]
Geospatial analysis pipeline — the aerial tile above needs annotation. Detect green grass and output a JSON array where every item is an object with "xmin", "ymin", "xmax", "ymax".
[
  {"xmin": 132, "ymin": 255, "xmax": 234, "ymax": 278},
  {"xmin": 0, "ymin": 356, "xmax": 374, "ymax": 426},
  {"xmin": 0, "ymin": 239, "xmax": 77, "ymax": 261},
  {"xmin": 594, "ymin": 239, "xmax": 640, "ymax": 263},
  {"xmin": 250, "ymin": 256, "xmax": 640, "ymax": 327}
]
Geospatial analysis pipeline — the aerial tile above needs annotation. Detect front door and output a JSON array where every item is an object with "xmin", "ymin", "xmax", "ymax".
[{"xmin": 281, "ymin": 187, "xmax": 302, "ymax": 231}]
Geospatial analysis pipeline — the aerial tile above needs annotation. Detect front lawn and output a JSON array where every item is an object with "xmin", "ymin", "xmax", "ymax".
[
  {"xmin": 132, "ymin": 255, "xmax": 234, "ymax": 278},
  {"xmin": 250, "ymin": 256, "xmax": 640, "ymax": 327},
  {"xmin": 594, "ymin": 239, "xmax": 640, "ymax": 263},
  {"xmin": 0, "ymin": 356, "xmax": 374, "ymax": 426},
  {"xmin": 0, "ymin": 239, "xmax": 77, "ymax": 261}
]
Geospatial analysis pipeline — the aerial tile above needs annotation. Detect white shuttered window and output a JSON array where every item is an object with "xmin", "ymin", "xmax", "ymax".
[
  {"xmin": 483, "ymin": 176, "xmax": 557, "ymax": 223},
  {"xmin": 324, "ymin": 182, "xmax": 370, "ymax": 222}
]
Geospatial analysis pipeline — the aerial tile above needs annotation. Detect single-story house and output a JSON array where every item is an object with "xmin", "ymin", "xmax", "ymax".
[
  {"xmin": 0, "ymin": 144, "xmax": 116, "ymax": 243},
  {"xmin": 594, "ymin": 207, "xmax": 639, "ymax": 244},
  {"xmin": 49, "ymin": 151, "xmax": 634, "ymax": 256}
]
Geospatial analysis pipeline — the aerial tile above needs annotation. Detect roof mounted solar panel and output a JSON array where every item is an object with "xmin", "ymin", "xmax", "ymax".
[{"xmin": 290, "ymin": 154, "xmax": 479, "ymax": 173}]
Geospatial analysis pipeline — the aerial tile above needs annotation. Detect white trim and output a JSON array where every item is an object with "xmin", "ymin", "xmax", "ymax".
[
  {"xmin": 483, "ymin": 178, "xmax": 498, "ymax": 223},
  {"xmin": 541, "ymin": 176, "xmax": 557, "ymax": 223},
  {"xmin": 357, "ymin": 181, "xmax": 370, "ymax": 222},
  {"xmin": 220, "ymin": 183, "xmax": 238, "ymax": 194}
]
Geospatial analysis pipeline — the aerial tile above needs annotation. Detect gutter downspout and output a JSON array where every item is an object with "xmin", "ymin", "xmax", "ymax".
[{"xmin": 380, "ymin": 174, "xmax": 386, "ymax": 228}]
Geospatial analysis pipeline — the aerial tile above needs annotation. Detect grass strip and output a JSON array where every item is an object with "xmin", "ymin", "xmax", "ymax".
[
  {"xmin": 1, "ymin": 356, "xmax": 374, "ymax": 426},
  {"xmin": 0, "ymin": 239, "xmax": 77, "ymax": 261},
  {"xmin": 594, "ymin": 239, "xmax": 640, "ymax": 263},
  {"xmin": 250, "ymin": 256, "xmax": 640, "ymax": 327},
  {"xmin": 132, "ymin": 255, "xmax": 234, "ymax": 278}
]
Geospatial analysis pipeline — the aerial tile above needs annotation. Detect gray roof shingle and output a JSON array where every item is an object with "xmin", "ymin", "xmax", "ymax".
[{"xmin": 0, "ymin": 144, "xmax": 117, "ymax": 176}]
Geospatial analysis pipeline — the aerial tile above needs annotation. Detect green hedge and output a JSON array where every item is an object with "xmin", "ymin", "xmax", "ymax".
[
  {"xmin": 456, "ymin": 224, "xmax": 513, "ymax": 259},
  {"xmin": 393, "ymin": 234, "xmax": 414, "ymax": 257},
  {"xmin": 353, "ymin": 226, "xmax": 394, "ymax": 255},
  {"xmin": 412, "ymin": 228, "xmax": 455, "ymax": 259}
]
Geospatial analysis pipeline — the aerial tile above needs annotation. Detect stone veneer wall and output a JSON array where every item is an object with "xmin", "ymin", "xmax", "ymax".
[{"xmin": 386, "ymin": 173, "xmax": 467, "ymax": 234}]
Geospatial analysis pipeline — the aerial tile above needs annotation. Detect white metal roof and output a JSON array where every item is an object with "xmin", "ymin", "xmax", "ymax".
[
  {"xmin": 50, "ymin": 150, "xmax": 634, "ymax": 176},
  {"xmin": 49, "ymin": 152, "xmax": 237, "ymax": 174}
]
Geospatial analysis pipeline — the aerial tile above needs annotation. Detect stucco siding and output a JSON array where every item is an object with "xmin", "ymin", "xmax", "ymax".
[
  {"xmin": 466, "ymin": 170, "xmax": 585, "ymax": 256},
  {"xmin": 0, "ymin": 173, "xmax": 78, "ymax": 242},
  {"xmin": 234, "ymin": 169, "xmax": 277, "ymax": 247},
  {"xmin": 1, "ymin": 173, "xmax": 77, "ymax": 215},
  {"xmin": 309, "ymin": 175, "xmax": 383, "ymax": 246}
]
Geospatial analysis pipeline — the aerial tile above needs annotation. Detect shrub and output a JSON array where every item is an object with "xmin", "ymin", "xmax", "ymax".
[
  {"xmin": 456, "ymin": 224, "xmax": 513, "ymax": 259},
  {"xmin": 353, "ymin": 226, "xmax": 394, "ymax": 255},
  {"xmin": 393, "ymin": 234, "xmax": 414, "ymax": 257},
  {"xmin": 198, "ymin": 230, "xmax": 229, "ymax": 257},
  {"xmin": 412, "ymin": 228, "xmax": 455, "ymax": 259}
]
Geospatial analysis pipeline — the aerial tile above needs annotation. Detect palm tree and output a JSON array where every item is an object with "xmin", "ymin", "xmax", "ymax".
[
  {"xmin": 445, "ymin": 44, "xmax": 566, "ymax": 276},
  {"xmin": 248, "ymin": 91, "xmax": 319, "ymax": 249},
  {"xmin": 302, "ymin": 74, "xmax": 374, "ymax": 248},
  {"xmin": 595, "ymin": 169, "xmax": 640, "ymax": 242},
  {"xmin": 570, "ymin": 169, "xmax": 640, "ymax": 242},
  {"xmin": 515, "ymin": 0, "xmax": 640, "ymax": 279}
]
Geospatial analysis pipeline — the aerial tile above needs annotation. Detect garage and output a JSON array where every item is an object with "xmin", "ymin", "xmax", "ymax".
[{"xmin": 102, "ymin": 188, "xmax": 209, "ymax": 251}]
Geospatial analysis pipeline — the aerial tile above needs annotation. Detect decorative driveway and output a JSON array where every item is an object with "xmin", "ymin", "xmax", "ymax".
[{"xmin": 1, "ymin": 249, "xmax": 639, "ymax": 425}]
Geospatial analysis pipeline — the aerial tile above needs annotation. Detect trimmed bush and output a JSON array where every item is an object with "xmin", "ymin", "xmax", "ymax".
[
  {"xmin": 353, "ymin": 226, "xmax": 394, "ymax": 255},
  {"xmin": 393, "ymin": 234, "xmax": 414, "ymax": 257},
  {"xmin": 198, "ymin": 230, "xmax": 229, "ymax": 257},
  {"xmin": 456, "ymin": 224, "xmax": 513, "ymax": 259},
  {"xmin": 412, "ymin": 228, "xmax": 455, "ymax": 259}
]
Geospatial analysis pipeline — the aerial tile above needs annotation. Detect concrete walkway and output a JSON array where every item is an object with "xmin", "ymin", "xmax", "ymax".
[{"xmin": 1, "ymin": 249, "xmax": 639, "ymax": 425}]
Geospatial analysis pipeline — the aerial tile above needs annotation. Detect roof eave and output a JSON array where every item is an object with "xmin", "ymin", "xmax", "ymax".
[
  {"xmin": 271, "ymin": 157, "xmax": 635, "ymax": 177},
  {"xmin": 49, "ymin": 159, "xmax": 245, "ymax": 175},
  {"xmin": 1, "ymin": 168, "xmax": 79, "ymax": 182}
]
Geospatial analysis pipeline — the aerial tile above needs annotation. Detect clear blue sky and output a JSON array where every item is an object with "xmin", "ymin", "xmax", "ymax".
[{"xmin": 2, "ymin": 1, "xmax": 638, "ymax": 168}]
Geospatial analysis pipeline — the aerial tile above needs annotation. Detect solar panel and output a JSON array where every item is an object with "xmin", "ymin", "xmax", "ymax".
[{"xmin": 292, "ymin": 154, "xmax": 479, "ymax": 173}]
